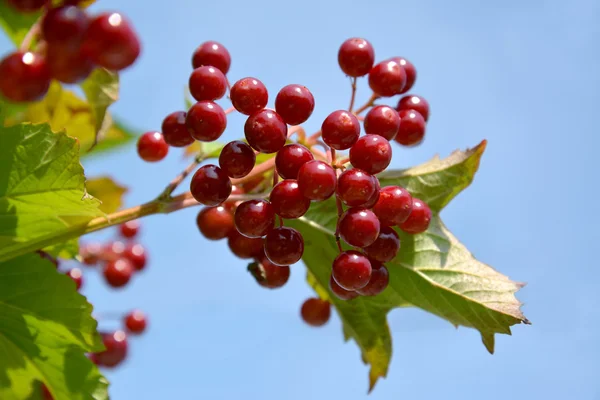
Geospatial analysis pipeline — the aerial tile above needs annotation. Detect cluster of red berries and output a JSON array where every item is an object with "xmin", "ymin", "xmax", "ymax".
[{"xmin": 0, "ymin": 0, "xmax": 141, "ymax": 102}]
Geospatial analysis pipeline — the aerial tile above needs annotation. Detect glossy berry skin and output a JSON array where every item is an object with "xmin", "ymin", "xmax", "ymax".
[
  {"xmin": 321, "ymin": 110, "xmax": 360, "ymax": 150},
  {"xmin": 42, "ymin": 5, "xmax": 89, "ymax": 50},
  {"xmin": 249, "ymin": 256, "xmax": 290, "ymax": 289},
  {"xmin": 338, "ymin": 208, "xmax": 380, "ymax": 248},
  {"xmin": 119, "ymin": 220, "xmax": 140, "ymax": 238},
  {"xmin": 297, "ymin": 160, "xmax": 337, "ymax": 201},
  {"xmin": 161, "ymin": 111, "xmax": 194, "ymax": 147},
  {"xmin": 0, "ymin": 52, "xmax": 50, "ymax": 102},
  {"xmin": 234, "ymin": 199, "xmax": 275, "ymax": 238},
  {"xmin": 275, "ymin": 84, "xmax": 315, "ymax": 125},
  {"xmin": 269, "ymin": 179, "xmax": 310, "ymax": 219},
  {"xmin": 137, "ymin": 132, "xmax": 168, "ymax": 162},
  {"xmin": 123, "ymin": 243, "xmax": 147, "ymax": 271},
  {"xmin": 372, "ymin": 186, "xmax": 413, "ymax": 226},
  {"xmin": 395, "ymin": 109, "xmax": 426, "ymax": 146},
  {"xmin": 230, "ymin": 77, "xmax": 268, "ymax": 115},
  {"xmin": 363, "ymin": 185, "xmax": 381, "ymax": 209},
  {"xmin": 395, "ymin": 57, "xmax": 417, "ymax": 94},
  {"xmin": 189, "ymin": 66, "xmax": 228, "ymax": 101},
  {"xmin": 337, "ymin": 38, "xmax": 375, "ymax": 77},
  {"xmin": 227, "ymin": 231, "xmax": 264, "ymax": 259},
  {"xmin": 6, "ymin": 0, "xmax": 47, "ymax": 12},
  {"xmin": 336, "ymin": 169, "xmax": 378, "ymax": 207},
  {"xmin": 301, "ymin": 298, "xmax": 331, "ymax": 327},
  {"xmin": 364, "ymin": 105, "xmax": 400, "ymax": 141},
  {"xmin": 192, "ymin": 40, "xmax": 231, "ymax": 74},
  {"xmin": 399, "ymin": 198, "xmax": 432, "ymax": 234},
  {"xmin": 219, "ymin": 141, "xmax": 256, "ymax": 178},
  {"xmin": 363, "ymin": 226, "xmax": 400, "ymax": 263},
  {"xmin": 103, "ymin": 259, "xmax": 134, "ymax": 288},
  {"xmin": 368, "ymin": 60, "xmax": 407, "ymax": 97},
  {"xmin": 332, "ymin": 251, "xmax": 372, "ymax": 291},
  {"xmin": 95, "ymin": 330, "xmax": 128, "ymax": 367},
  {"xmin": 356, "ymin": 261, "xmax": 389, "ymax": 296},
  {"xmin": 244, "ymin": 109, "xmax": 287, "ymax": 154},
  {"xmin": 397, "ymin": 95, "xmax": 430, "ymax": 121},
  {"xmin": 190, "ymin": 164, "xmax": 232, "ymax": 206},
  {"xmin": 329, "ymin": 275, "xmax": 359, "ymax": 300},
  {"xmin": 349, "ymin": 134, "xmax": 392, "ymax": 175},
  {"xmin": 80, "ymin": 242, "xmax": 103, "ymax": 266},
  {"xmin": 104, "ymin": 240, "xmax": 126, "ymax": 261},
  {"xmin": 186, "ymin": 101, "xmax": 227, "ymax": 142},
  {"xmin": 196, "ymin": 206, "xmax": 234, "ymax": 240},
  {"xmin": 81, "ymin": 12, "xmax": 141, "ymax": 71},
  {"xmin": 124, "ymin": 310, "xmax": 147, "ymax": 334},
  {"xmin": 264, "ymin": 227, "xmax": 304, "ymax": 266},
  {"xmin": 66, "ymin": 268, "xmax": 83, "ymax": 290},
  {"xmin": 45, "ymin": 46, "xmax": 93, "ymax": 84},
  {"xmin": 275, "ymin": 144, "xmax": 314, "ymax": 179}
]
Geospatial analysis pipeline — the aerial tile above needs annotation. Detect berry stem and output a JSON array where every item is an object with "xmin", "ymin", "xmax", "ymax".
[
  {"xmin": 348, "ymin": 77, "xmax": 357, "ymax": 112},
  {"xmin": 163, "ymin": 191, "xmax": 269, "ymax": 213},
  {"xmin": 157, "ymin": 152, "xmax": 206, "ymax": 200},
  {"xmin": 224, "ymin": 106, "xmax": 235, "ymax": 115},
  {"xmin": 353, "ymin": 93, "xmax": 379, "ymax": 115},
  {"xmin": 231, "ymin": 156, "xmax": 276, "ymax": 186},
  {"xmin": 19, "ymin": 17, "xmax": 42, "ymax": 52}
]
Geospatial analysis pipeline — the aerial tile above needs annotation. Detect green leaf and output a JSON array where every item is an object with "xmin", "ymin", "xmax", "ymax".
[
  {"xmin": 86, "ymin": 176, "xmax": 128, "ymax": 213},
  {"xmin": 0, "ymin": 122, "xmax": 103, "ymax": 263},
  {"xmin": 80, "ymin": 68, "xmax": 120, "ymax": 147}
]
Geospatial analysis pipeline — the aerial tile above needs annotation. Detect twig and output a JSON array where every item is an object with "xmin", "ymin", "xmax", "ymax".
[
  {"xmin": 348, "ymin": 77, "xmax": 357, "ymax": 112},
  {"xmin": 157, "ymin": 153, "xmax": 205, "ymax": 200},
  {"xmin": 353, "ymin": 93, "xmax": 379, "ymax": 116}
]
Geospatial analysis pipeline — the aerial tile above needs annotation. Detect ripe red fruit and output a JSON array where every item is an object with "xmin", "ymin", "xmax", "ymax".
[
  {"xmin": 397, "ymin": 95, "xmax": 430, "ymax": 121},
  {"xmin": 300, "ymin": 298, "xmax": 331, "ymax": 327},
  {"xmin": 41, "ymin": 383, "xmax": 53, "ymax": 400},
  {"xmin": 264, "ymin": 227, "xmax": 304, "ymax": 266},
  {"xmin": 356, "ymin": 261, "xmax": 389, "ymax": 296},
  {"xmin": 137, "ymin": 132, "xmax": 169, "ymax": 162},
  {"xmin": 275, "ymin": 144, "xmax": 314, "ymax": 179},
  {"xmin": 395, "ymin": 57, "xmax": 417, "ymax": 94},
  {"xmin": 190, "ymin": 164, "xmax": 232, "ymax": 206},
  {"xmin": 275, "ymin": 84, "xmax": 315, "ymax": 125},
  {"xmin": 41, "ymin": 5, "xmax": 89, "ymax": 51},
  {"xmin": 349, "ymin": 134, "xmax": 392, "ymax": 175},
  {"xmin": 332, "ymin": 251, "xmax": 372, "ymax": 291},
  {"xmin": 338, "ymin": 208, "xmax": 380, "ymax": 248},
  {"xmin": 234, "ymin": 199, "xmax": 275, "ymax": 238},
  {"xmin": 227, "ymin": 231, "xmax": 264, "ymax": 259},
  {"xmin": 321, "ymin": 110, "xmax": 360, "ymax": 150},
  {"xmin": 269, "ymin": 179, "xmax": 310, "ymax": 219},
  {"xmin": 119, "ymin": 220, "xmax": 140, "ymax": 238},
  {"xmin": 297, "ymin": 160, "xmax": 337, "ymax": 201},
  {"xmin": 81, "ymin": 12, "xmax": 141, "ymax": 71},
  {"xmin": 189, "ymin": 66, "xmax": 228, "ymax": 101},
  {"xmin": 6, "ymin": 0, "xmax": 47, "ymax": 12},
  {"xmin": 329, "ymin": 275, "xmax": 359, "ymax": 300},
  {"xmin": 103, "ymin": 240, "xmax": 126, "ymax": 261},
  {"xmin": 395, "ymin": 109, "xmax": 426, "ymax": 146},
  {"xmin": 338, "ymin": 38, "xmax": 375, "ymax": 77},
  {"xmin": 45, "ymin": 46, "xmax": 93, "ymax": 84},
  {"xmin": 399, "ymin": 198, "xmax": 432, "ymax": 234},
  {"xmin": 66, "ymin": 268, "xmax": 83, "ymax": 290},
  {"xmin": 363, "ymin": 226, "xmax": 400, "ymax": 263},
  {"xmin": 249, "ymin": 256, "xmax": 290, "ymax": 289},
  {"xmin": 0, "ymin": 51, "xmax": 50, "ymax": 102},
  {"xmin": 161, "ymin": 111, "xmax": 194, "ymax": 147},
  {"xmin": 230, "ymin": 77, "xmax": 268, "ymax": 115},
  {"xmin": 223, "ymin": 184, "xmax": 244, "ymax": 211},
  {"xmin": 368, "ymin": 60, "xmax": 407, "ymax": 97},
  {"xmin": 336, "ymin": 169, "xmax": 378, "ymax": 207},
  {"xmin": 186, "ymin": 101, "xmax": 227, "ymax": 142},
  {"xmin": 124, "ymin": 243, "xmax": 147, "ymax": 271},
  {"xmin": 192, "ymin": 40, "xmax": 231, "ymax": 74},
  {"xmin": 363, "ymin": 185, "xmax": 381, "ymax": 209},
  {"xmin": 196, "ymin": 206, "xmax": 234, "ymax": 240},
  {"xmin": 219, "ymin": 140, "xmax": 256, "ymax": 178},
  {"xmin": 80, "ymin": 242, "xmax": 103, "ymax": 266},
  {"xmin": 103, "ymin": 259, "xmax": 134, "ymax": 288},
  {"xmin": 372, "ymin": 186, "xmax": 413, "ymax": 226},
  {"xmin": 244, "ymin": 109, "xmax": 288, "ymax": 153},
  {"xmin": 124, "ymin": 310, "xmax": 147, "ymax": 334},
  {"xmin": 95, "ymin": 330, "xmax": 128, "ymax": 367},
  {"xmin": 363, "ymin": 105, "xmax": 400, "ymax": 140}
]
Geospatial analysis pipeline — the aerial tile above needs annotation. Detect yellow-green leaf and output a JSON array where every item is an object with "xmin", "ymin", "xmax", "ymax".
[
  {"xmin": 86, "ymin": 176, "xmax": 128, "ymax": 213},
  {"xmin": 80, "ymin": 68, "xmax": 120, "ymax": 147}
]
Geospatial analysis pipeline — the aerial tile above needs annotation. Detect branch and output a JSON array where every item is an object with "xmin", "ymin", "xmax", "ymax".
[
  {"xmin": 19, "ymin": 17, "xmax": 42, "ymax": 52},
  {"xmin": 157, "ymin": 153, "xmax": 205, "ymax": 200},
  {"xmin": 353, "ymin": 93, "xmax": 379, "ymax": 115}
]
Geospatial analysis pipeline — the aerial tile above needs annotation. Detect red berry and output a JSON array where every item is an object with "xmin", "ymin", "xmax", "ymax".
[
  {"xmin": 397, "ymin": 95, "xmax": 430, "ymax": 121},
  {"xmin": 119, "ymin": 220, "xmax": 140, "ymax": 238},
  {"xmin": 66, "ymin": 268, "xmax": 83, "ymax": 290},
  {"xmin": 161, "ymin": 111, "xmax": 194, "ymax": 147},
  {"xmin": 329, "ymin": 275, "xmax": 359, "ymax": 300},
  {"xmin": 81, "ymin": 12, "xmax": 141, "ymax": 71},
  {"xmin": 372, "ymin": 186, "xmax": 413, "ymax": 226},
  {"xmin": 269, "ymin": 179, "xmax": 310, "ymax": 219},
  {"xmin": 338, "ymin": 208, "xmax": 380, "ymax": 248},
  {"xmin": 332, "ymin": 250, "xmax": 372, "ymax": 291},
  {"xmin": 394, "ymin": 109, "xmax": 426, "ymax": 146},
  {"xmin": 137, "ymin": 131, "xmax": 168, "ymax": 162},
  {"xmin": 349, "ymin": 134, "xmax": 392, "ymax": 175},
  {"xmin": 42, "ymin": 5, "xmax": 89, "ymax": 51},
  {"xmin": 275, "ymin": 84, "xmax": 315, "ymax": 125},
  {"xmin": 189, "ymin": 66, "xmax": 227, "ymax": 101},
  {"xmin": 0, "ymin": 51, "xmax": 50, "ymax": 102},
  {"xmin": 223, "ymin": 184, "xmax": 245, "ymax": 212},
  {"xmin": 6, "ymin": 0, "xmax": 47, "ymax": 12},
  {"xmin": 196, "ymin": 206, "xmax": 234, "ymax": 240},
  {"xmin": 275, "ymin": 144, "xmax": 314, "ymax": 179},
  {"xmin": 336, "ymin": 169, "xmax": 378, "ymax": 207},
  {"xmin": 103, "ymin": 259, "xmax": 134, "ymax": 288},
  {"xmin": 297, "ymin": 160, "xmax": 337, "ymax": 201},
  {"xmin": 219, "ymin": 140, "xmax": 256, "ymax": 178},
  {"xmin": 399, "ymin": 198, "xmax": 432, "ymax": 234},
  {"xmin": 227, "ymin": 231, "xmax": 264, "ymax": 259},
  {"xmin": 230, "ymin": 77, "xmax": 268, "ymax": 115},
  {"xmin": 363, "ymin": 188, "xmax": 380, "ymax": 209},
  {"xmin": 124, "ymin": 310, "xmax": 147, "ymax": 334},
  {"xmin": 338, "ymin": 38, "xmax": 375, "ymax": 77},
  {"xmin": 363, "ymin": 226, "xmax": 400, "ymax": 263},
  {"xmin": 395, "ymin": 57, "xmax": 417, "ymax": 94},
  {"xmin": 123, "ymin": 243, "xmax": 147, "ymax": 271},
  {"xmin": 45, "ymin": 46, "xmax": 93, "ymax": 84},
  {"xmin": 95, "ymin": 330, "xmax": 128, "ymax": 367},
  {"xmin": 80, "ymin": 242, "xmax": 103, "ymax": 266},
  {"xmin": 244, "ymin": 109, "xmax": 287, "ymax": 153},
  {"xmin": 321, "ymin": 110, "xmax": 360, "ymax": 150},
  {"xmin": 191, "ymin": 40, "xmax": 231, "ymax": 74},
  {"xmin": 249, "ymin": 256, "xmax": 290, "ymax": 289},
  {"xmin": 300, "ymin": 298, "xmax": 331, "ymax": 327},
  {"xmin": 103, "ymin": 240, "xmax": 126, "ymax": 261},
  {"xmin": 368, "ymin": 60, "xmax": 406, "ymax": 97},
  {"xmin": 190, "ymin": 164, "xmax": 232, "ymax": 206},
  {"xmin": 234, "ymin": 199, "xmax": 275, "ymax": 238},
  {"xmin": 364, "ymin": 105, "xmax": 400, "ymax": 140},
  {"xmin": 356, "ymin": 261, "xmax": 389, "ymax": 296},
  {"xmin": 186, "ymin": 101, "xmax": 227, "ymax": 142},
  {"xmin": 264, "ymin": 227, "xmax": 304, "ymax": 266},
  {"xmin": 41, "ymin": 383, "xmax": 53, "ymax": 400}
]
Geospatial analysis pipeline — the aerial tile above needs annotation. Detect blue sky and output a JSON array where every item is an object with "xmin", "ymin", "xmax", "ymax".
[{"xmin": 3, "ymin": 0, "xmax": 600, "ymax": 398}]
